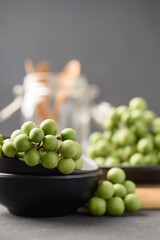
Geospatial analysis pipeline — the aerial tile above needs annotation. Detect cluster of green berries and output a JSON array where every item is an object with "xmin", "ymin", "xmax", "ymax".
[
  {"xmin": 87, "ymin": 97, "xmax": 160, "ymax": 166},
  {"xmin": 0, "ymin": 119, "xmax": 83, "ymax": 175},
  {"xmin": 88, "ymin": 167, "xmax": 141, "ymax": 216}
]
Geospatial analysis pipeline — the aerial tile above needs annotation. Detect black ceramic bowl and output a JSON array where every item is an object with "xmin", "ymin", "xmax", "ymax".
[
  {"xmin": 0, "ymin": 156, "xmax": 101, "ymax": 217},
  {"xmin": 0, "ymin": 155, "xmax": 98, "ymax": 175},
  {"xmin": 101, "ymin": 165, "xmax": 160, "ymax": 184}
]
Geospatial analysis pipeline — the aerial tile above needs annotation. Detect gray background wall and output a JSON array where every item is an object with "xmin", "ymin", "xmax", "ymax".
[{"xmin": 0, "ymin": 0, "xmax": 160, "ymax": 135}]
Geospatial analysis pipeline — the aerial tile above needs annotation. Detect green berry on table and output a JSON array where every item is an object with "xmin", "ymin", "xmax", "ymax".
[
  {"xmin": 113, "ymin": 184, "xmax": 127, "ymax": 198},
  {"xmin": 107, "ymin": 197, "xmax": 125, "ymax": 216},
  {"xmin": 21, "ymin": 121, "xmax": 37, "ymax": 135},
  {"xmin": 2, "ymin": 141, "xmax": 17, "ymax": 157},
  {"xmin": 88, "ymin": 197, "xmax": 107, "ymax": 216},
  {"xmin": 42, "ymin": 135, "xmax": 58, "ymax": 151},
  {"xmin": 41, "ymin": 151, "xmax": 59, "ymax": 169},
  {"xmin": 96, "ymin": 180, "xmax": 114, "ymax": 200},
  {"xmin": 107, "ymin": 167, "xmax": 126, "ymax": 184},
  {"xmin": 24, "ymin": 148, "xmax": 41, "ymax": 166},
  {"xmin": 124, "ymin": 193, "xmax": 141, "ymax": 212},
  {"xmin": 29, "ymin": 128, "xmax": 44, "ymax": 143},
  {"xmin": 14, "ymin": 134, "xmax": 32, "ymax": 152},
  {"xmin": 40, "ymin": 119, "xmax": 58, "ymax": 135},
  {"xmin": 58, "ymin": 158, "xmax": 75, "ymax": 174},
  {"xmin": 61, "ymin": 128, "xmax": 77, "ymax": 141},
  {"xmin": 74, "ymin": 158, "xmax": 83, "ymax": 170},
  {"xmin": 123, "ymin": 180, "xmax": 136, "ymax": 194},
  {"xmin": 60, "ymin": 140, "xmax": 77, "ymax": 158}
]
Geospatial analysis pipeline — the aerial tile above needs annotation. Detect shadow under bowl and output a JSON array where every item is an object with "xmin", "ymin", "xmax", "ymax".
[{"xmin": 0, "ymin": 169, "xmax": 101, "ymax": 217}]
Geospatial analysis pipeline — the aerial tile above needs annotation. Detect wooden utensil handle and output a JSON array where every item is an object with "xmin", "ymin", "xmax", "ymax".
[{"xmin": 136, "ymin": 185, "xmax": 160, "ymax": 209}]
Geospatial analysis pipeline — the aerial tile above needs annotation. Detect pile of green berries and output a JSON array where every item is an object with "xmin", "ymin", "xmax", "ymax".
[
  {"xmin": 87, "ymin": 97, "xmax": 160, "ymax": 166},
  {"xmin": 88, "ymin": 167, "xmax": 141, "ymax": 216},
  {"xmin": 0, "ymin": 119, "xmax": 83, "ymax": 174}
]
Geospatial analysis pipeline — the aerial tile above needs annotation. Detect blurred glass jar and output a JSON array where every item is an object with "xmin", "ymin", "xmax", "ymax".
[{"xmin": 0, "ymin": 73, "xmax": 111, "ymax": 148}]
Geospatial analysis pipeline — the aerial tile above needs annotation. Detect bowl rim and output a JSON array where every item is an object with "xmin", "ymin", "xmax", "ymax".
[
  {"xmin": 100, "ymin": 164, "xmax": 160, "ymax": 171},
  {"xmin": 0, "ymin": 170, "xmax": 102, "ymax": 180}
]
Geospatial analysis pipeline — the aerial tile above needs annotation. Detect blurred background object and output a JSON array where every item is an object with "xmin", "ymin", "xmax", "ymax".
[{"xmin": 0, "ymin": 0, "xmax": 160, "ymax": 136}]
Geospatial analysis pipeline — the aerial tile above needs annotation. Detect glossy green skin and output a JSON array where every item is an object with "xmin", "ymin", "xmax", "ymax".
[
  {"xmin": 57, "ymin": 158, "xmax": 75, "ymax": 174},
  {"xmin": 137, "ymin": 138, "xmax": 154, "ymax": 154},
  {"xmin": 120, "ymin": 111, "xmax": 133, "ymax": 126},
  {"xmin": 29, "ymin": 128, "xmax": 44, "ymax": 143},
  {"xmin": 2, "ymin": 142, "xmax": 17, "ymax": 157},
  {"xmin": 107, "ymin": 108, "xmax": 119, "ymax": 122},
  {"xmin": 42, "ymin": 135, "xmax": 58, "ymax": 151},
  {"xmin": 88, "ymin": 197, "xmax": 107, "ymax": 216},
  {"xmin": 107, "ymin": 197, "xmax": 125, "ymax": 216},
  {"xmin": 21, "ymin": 121, "xmax": 37, "ymax": 135},
  {"xmin": 124, "ymin": 193, "xmax": 141, "ymax": 212},
  {"xmin": 103, "ymin": 118, "xmax": 117, "ymax": 131},
  {"xmin": 60, "ymin": 140, "xmax": 77, "ymax": 158},
  {"xmin": 89, "ymin": 132, "xmax": 102, "ymax": 144},
  {"xmin": 72, "ymin": 142, "xmax": 83, "ymax": 160},
  {"xmin": 41, "ymin": 151, "xmax": 59, "ymax": 169},
  {"xmin": 96, "ymin": 180, "xmax": 114, "ymax": 200},
  {"xmin": 40, "ymin": 119, "xmax": 58, "ymax": 136},
  {"xmin": 107, "ymin": 167, "xmax": 126, "ymax": 184},
  {"xmin": 143, "ymin": 110, "xmax": 156, "ymax": 125},
  {"xmin": 129, "ymin": 97, "xmax": 147, "ymax": 110},
  {"xmin": 94, "ymin": 140, "xmax": 110, "ymax": 156},
  {"xmin": 123, "ymin": 180, "xmax": 136, "ymax": 194},
  {"xmin": 24, "ymin": 149, "xmax": 41, "ymax": 166},
  {"xmin": 94, "ymin": 157, "xmax": 105, "ymax": 165},
  {"xmin": 86, "ymin": 145, "xmax": 99, "ymax": 159},
  {"xmin": 104, "ymin": 156, "xmax": 121, "ymax": 166},
  {"xmin": 74, "ymin": 158, "xmax": 83, "ymax": 170},
  {"xmin": 129, "ymin": 153, "xmax": 144, "ymax": 166},
  {"xmin": 116, "ymin": 105, "xmax": 128, "ymax": 116},
  {"xmin": 14, "ymin": 134, "xmax": 32, "ymax": 152},
  {"xmin": 113, "ymin": 184, "xmax": 127, "ymax": 198},
  {"xmin": 143, "ymin": 153, "xmax": 158, "ymax": 166},
  {"xmin": 11, "ymin": 129, "xmax": 23, "ymax": 140},
  {"xmin": 61, "ymin": 128, "xmax": 77, "ymax": 141}
]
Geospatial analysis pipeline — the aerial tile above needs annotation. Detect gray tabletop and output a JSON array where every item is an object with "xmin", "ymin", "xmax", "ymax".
[{"xmin": 0, "ymin": 204, "xmax": 160, "ymax": 240}]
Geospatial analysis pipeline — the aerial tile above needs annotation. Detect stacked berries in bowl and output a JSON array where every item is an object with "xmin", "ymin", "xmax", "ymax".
[{"xmin": 0, "ymin": 119, "xmax": 101, "ymax": 217}]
